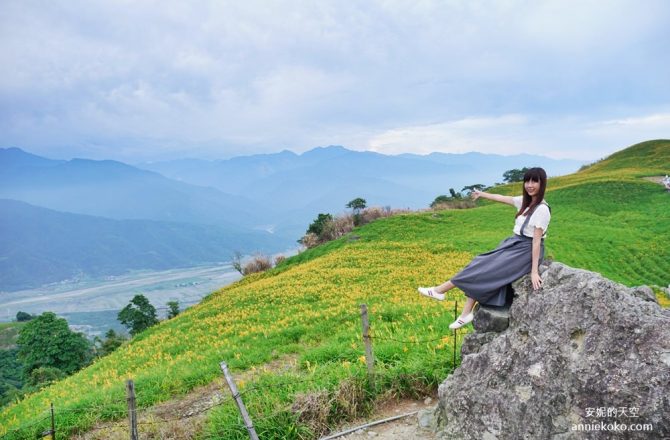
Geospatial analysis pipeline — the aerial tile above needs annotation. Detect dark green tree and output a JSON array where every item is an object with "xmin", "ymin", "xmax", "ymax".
[
  {"xmin": 306, "ymin": 213, "xmax": 333, "ymax": 237},
  {"xmin": 461, "ymin": 184, "xmax": 487, "ymax": 194},
  {"xmin": 94, "ymin": 329, "xmax": 127, "ymax": 357},
  {"xmin": 167, "ymin": 300, "xmax": 180, "ymax": 319},
  {"xmin": 17, "ymin": 312, "xmax": 91, "ymax": 377},
  {"xmin": 346, "ymin": 198, "xmax": 367, "ymax": 226},
  {"xmin": 0, "ymin": 380, "xmax": 20, "ymax": 407},
  {"xmin": 15, "ymin": 311, "xmax": 33, "ymax": 322},
  {"xmin": 502, "ymin": 167, "xmax": 529, "ymax": 183},
  {"xmin": 0, "ymin": 349, "xmax": 23, "ymax": 406},
  {"xmin": 118, "ymin": 294, "xmax": 159, "ymax": 336},
  {"xmin": 448, "ymin": 188, "xmax": 462, "ymax": 199},
  {"xmin": 346, "ymin": 198, "xmax": 367, "ymax": 214}
]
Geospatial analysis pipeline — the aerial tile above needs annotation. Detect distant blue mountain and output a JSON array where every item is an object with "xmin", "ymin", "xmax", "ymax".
[
  {"xmin": 0, "ymin": 199, "xmax": 286, "ymax": 292},
  {"xmin": 139, "ymin": 146, "xmax": 585, "ymax": 236},
  {"xmin": 0, "ymin": 148, "xmax": 276, "ymax": 230}
]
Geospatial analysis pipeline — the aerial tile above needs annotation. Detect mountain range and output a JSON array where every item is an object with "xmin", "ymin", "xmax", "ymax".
[
  {"xmin": 139, "ymin": 146, "xmax": 584, "ymax": 235},
  {"xmin": 0, "ymin": 146, "xmax": 584, "ymax": 291}
]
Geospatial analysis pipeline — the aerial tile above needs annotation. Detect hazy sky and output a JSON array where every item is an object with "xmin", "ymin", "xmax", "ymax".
[{"xmin": 1, "ymin": 0, "xmax": 669, "ymax": 162}]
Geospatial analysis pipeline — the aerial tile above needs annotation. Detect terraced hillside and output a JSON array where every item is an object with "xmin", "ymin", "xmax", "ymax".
[{"xmin": 1, "ymin": 140, "xmax": 668, "ymax": 439}]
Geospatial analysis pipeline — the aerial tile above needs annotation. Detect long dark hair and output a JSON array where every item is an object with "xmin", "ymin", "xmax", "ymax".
[{"xmin": 515, "ymin": 167, "xmax": 547, "ymax": 218}]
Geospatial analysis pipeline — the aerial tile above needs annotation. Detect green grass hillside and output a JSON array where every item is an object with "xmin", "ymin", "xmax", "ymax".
[
  {"xmin": 1, "ymin": 141, "xmax": 669, "ymax": 439},
  {"xmin": 581, "ymin": 139, "xmax": 670, "ymax": 175}
]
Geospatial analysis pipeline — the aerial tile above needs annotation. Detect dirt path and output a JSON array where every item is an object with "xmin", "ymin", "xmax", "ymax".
[
  {"xmin": 643, "ymin": 175, "xmax": 669, "ymax": 187},
  {"xmin": 326, "ymin": 397, "xmax": 438, "ymax": 440}
]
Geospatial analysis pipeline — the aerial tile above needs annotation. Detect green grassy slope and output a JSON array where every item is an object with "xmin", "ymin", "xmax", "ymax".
[
  {"xmin": 1, "ymin": 141, "xmax": 668, "ymax": 439},
  {"xmin": 581, "ymin": 139, "xmax": 670, "ymax": 175}
]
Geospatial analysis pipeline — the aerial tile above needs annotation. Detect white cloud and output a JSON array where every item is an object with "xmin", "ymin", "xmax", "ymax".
[
  {"xmin": 359, "ymin": 112, "xmax": 670, "ymax": 161},
  {"xmin": 0, "ymin": 0, "xmax": 669, "ymax": 161},
  {"xmin": 366, "ymin": 115, "xmax": 533, "ymax": 155},
  {"xmin": 594, "ymin": 113, "xmax": 670, "ymax": 129}
]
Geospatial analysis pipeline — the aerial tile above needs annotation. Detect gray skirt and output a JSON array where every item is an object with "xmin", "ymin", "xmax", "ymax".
[{"xmin": 451, "ymin": 234, "xmax": 544, "ymax": 306}]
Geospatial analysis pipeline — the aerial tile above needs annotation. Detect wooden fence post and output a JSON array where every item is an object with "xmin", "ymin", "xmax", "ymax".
[
  {"xmin": 360, "ymin": 304, "xmax": 375, "ymax": 387},
  {"xmin": 453, "ymin": 300, "xmax": 458, "ymax": 370},
  {"xmin": 220, "ymin": 361, "xmax": 260, "ymax": 440},
  {"xmin": 50, "ymin": 402, "xmax": 55, "ymax": 440},
  {"xmin": 126, "ymin": 379, "xmax": 138, "ymax": 440}
]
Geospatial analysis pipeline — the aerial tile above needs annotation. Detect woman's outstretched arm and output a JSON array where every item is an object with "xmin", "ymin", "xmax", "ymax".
[
  {"xmin": 470, "ymin": 189, "xmax": 516, "ymax": 206},
  {"xmin": 531, "ymin": 226, "xmax": 544, "ymax": 290}
]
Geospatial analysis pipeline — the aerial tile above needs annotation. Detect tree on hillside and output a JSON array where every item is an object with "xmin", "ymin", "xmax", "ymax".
[
  {"xmin": 231, "ymin": 251, "xmax": 244, "ymax": 275},
  {"xmin": 15, "ymin": 311, "xmax": 33, "ymax": 322},
  {"xmin": 306, "ymin": 213, "xmax": 333, "ymax": 237},
  {"xmin": 346, "ymin": 198, "xmax": 367, "ymax": 214},
  {"xmin": 0, "ymin": 349, "xmax": 23, "ymax": 406},
  {"xmin": 430, "ymin": 187, "xmax": 478, "ymax": 210},
  {"xmin": 17, "ymin": 312, "xmax": 91, "ymax": 377},
  {"xmin": 346, "ymin": 198, "xmax": 367, "ymax": 226},
  {"xmin": 118, "ymin": 294, "xmax": 159, "ymax": 336},
  {"xmin": 461, "ymin": 184, "xmax": 487, "ymax": 195},
  {"xmin": 167, "ymin": 300, "xmax": 180, "ymax": 319},
  {"xmin": 503, "ymin": 167, "xmax": 529, "ymax": 183},
  {"xmin": 94, "ymin": 329, "xmax": 127, "ymax": 357}
]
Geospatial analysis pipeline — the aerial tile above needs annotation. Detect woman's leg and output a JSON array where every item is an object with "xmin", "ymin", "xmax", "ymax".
[
  {"xmin": 436, "ymin": 281, "xmax": 477, "ymax": 321},
  {"xmin": 419, "ymin": 280, "xmax": 477, "ymax": 328},
  {"xmin": 460, "ymin": 297, "xmax": 476, "ymax": 317},
  {"xmin": 418, "ymin": 279, "xmax": 457, "ymax": 300},
  {"xmin": 420, "ymin": 281, "xmax": 477, "ymax": 314},
  {"xmin": 433, "ymin": 280, "xmax": 455, "ymax": 294}
]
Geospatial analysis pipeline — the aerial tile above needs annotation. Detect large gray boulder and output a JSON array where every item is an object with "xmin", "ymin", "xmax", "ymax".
[{"xmin": 437, "ymin": 262, "xmax": 670, "ymax": 439}]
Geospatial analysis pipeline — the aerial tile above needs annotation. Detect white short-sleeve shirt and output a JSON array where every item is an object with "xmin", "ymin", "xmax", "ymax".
[{"xmin": 512, "ymin": 196, "xmax": 551, "ymax": 238}]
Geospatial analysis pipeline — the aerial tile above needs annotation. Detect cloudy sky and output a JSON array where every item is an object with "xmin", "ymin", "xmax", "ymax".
[{"xmin": 1, "ymin": 0, "xmax": 669, "ymax": 162}]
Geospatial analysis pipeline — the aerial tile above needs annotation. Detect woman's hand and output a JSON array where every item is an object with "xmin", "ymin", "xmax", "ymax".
[
  {"xmin": 531, "ymin": 271, "xmax": 543, "ymax": 290},
  {"xmin": 471, "ymin": 189, "xmax": 482, "ymax": 200}
]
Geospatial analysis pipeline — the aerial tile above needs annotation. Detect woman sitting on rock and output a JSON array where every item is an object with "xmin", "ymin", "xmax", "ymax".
[{"xmin": 418, "ymin": 167, "xmax": 551, "ymax": 329}]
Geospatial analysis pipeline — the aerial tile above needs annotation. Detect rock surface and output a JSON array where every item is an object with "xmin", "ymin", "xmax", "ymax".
[
  {"xmin": 436, "ymin": 262, "xmax": 670, "ymax": 439},
  {"xmin": 472, "ymin": 304, "xmax": 511, "ymax": 333}
]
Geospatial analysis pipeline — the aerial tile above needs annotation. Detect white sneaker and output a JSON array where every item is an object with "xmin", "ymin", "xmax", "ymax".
[
  {"xmin": 449, "ymin": 312, "xmax": 474, "ymax": 330},
  {"xmin": 418, "ymin": 287, "xmax": 445, "ymax": 301}
]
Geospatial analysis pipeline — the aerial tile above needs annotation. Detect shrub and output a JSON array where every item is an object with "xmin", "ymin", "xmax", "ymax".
[
  {"xmin": 359, "ymin": 206, "xmax": 385, "ymax": 224},
  {"xmin": 27, "ymin": 366, "xmax": 65, "ymax": 388},
  {"xmin": 274, "ymin": 255, "xmax": 287, "ymax": 266},
  {"xmin": 299, "ymin": 206, "xmax": 406, "ymax": 249},
  {"xmin": 242, "ymin": 254, "xmax": 273, "ymax": 275},
  {"xmin": 431, "ymin": 199, "xmax": 476, "ymax": 210},
  {"xmin": 300, "ymin": 233, "xmax": 320, "ymax": 249},
  {"xmin": 320, "ymin": 215, "xmax": 355, "ymax": 242}
]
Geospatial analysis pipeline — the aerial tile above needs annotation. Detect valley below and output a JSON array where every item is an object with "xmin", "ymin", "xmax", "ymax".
[{"xmin": 0, "ymin": 264, "xmax": 242, "ymax": 337}]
